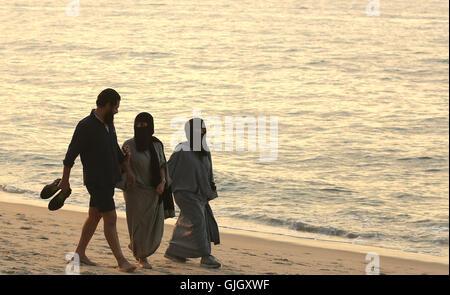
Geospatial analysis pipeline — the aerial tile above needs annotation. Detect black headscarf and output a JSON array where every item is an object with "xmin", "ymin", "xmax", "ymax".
[
  {"xmin": 134, "ymin": 112, "xmax": 161, "ymax": 188},
  {"xmin": 185, "ymin": 118, "xmax": 209, "ymax": 157}
]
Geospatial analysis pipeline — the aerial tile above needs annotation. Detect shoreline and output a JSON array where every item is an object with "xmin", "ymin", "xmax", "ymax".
[
  {"xmin": 0, "ymin": 196, "xmax": 448, "ymax": 275},
  {"xmin": 1, "ymin": 191, "xmax": 449, "ymax": 263},
  {"xmin": 0, "ymin": 191, "xmax": 448, "ymax": 265}
]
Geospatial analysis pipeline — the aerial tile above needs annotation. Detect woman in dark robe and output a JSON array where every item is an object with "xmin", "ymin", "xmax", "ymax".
[
  {"xmin": 164, "ymin": 118, "xmax": 221, "ymax": 268},
  {"xmin": 116, "ymin": 112, "xmax": 172, "ymax": 269}
]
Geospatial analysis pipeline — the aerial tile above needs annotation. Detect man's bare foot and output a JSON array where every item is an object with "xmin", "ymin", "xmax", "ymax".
[
  {"xmin": 117, "ymin": 258, "xmax": 136, "ymax": 273},
  {"xmin": 72, "ymin": 253, "xmax": 97, "ymax": 266},
  {"xmin": 138, "ymin": 258, "xmax": 152, "ymax": 269}
]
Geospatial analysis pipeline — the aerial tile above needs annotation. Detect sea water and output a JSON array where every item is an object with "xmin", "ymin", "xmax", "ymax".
[{"xmin": 0, "ymin": 0, "xmax": 448, "ymax": 258}]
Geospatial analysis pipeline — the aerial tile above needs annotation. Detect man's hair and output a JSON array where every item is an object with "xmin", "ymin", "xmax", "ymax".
[{"xmin": 96, "ymin": 88, "xmax": 121, "ymax": 107}]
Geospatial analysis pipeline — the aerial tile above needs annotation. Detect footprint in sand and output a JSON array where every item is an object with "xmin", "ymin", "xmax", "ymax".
[
  {"xmin": 274, "ymin": 261, "xmax": 289, "ymax": 265},
  {"xmin": 273, "ymin": 258, "xmax": 293, "ymax": 265},
  {"xmin": 1, "ymin": 270, "xmax": 16, "ymax": 274},
  {"xmin": 16, "ymin": 213, "xmax": 27, "ymax": 221},
  {"xmin": 5, "ymin": 256, "xmax": 16, "ymax": 261}
]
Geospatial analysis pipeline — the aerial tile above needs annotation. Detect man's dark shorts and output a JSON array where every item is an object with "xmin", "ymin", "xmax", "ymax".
[{"xmin": 86, "ymin": 185, "xmax": 115, "ymax": 213}]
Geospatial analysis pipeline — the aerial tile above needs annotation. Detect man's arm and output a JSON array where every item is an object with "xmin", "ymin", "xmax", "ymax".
[
  {"xmin": 59, "ymin": 122, "xmax": 88, "ymax": 192},
  {"xmin": 59, "ymin": 165, "xmax": 72, "ymax": 193},
  {"xmin": 63, "ymin": 121, "xmax": 88, "ymax": 168}
]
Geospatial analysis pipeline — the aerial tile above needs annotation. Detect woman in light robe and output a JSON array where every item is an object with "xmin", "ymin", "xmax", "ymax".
[
  {"xmin": 164, "ymin": 118, "xmax": 221, "ymax": 268},
  {"xmin": 117, "ymin": 112, "xmax": 173, "ymax": 269}
]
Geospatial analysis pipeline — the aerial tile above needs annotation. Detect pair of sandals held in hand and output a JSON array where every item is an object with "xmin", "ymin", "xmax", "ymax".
[{"xmin": 40, "ymin": 178, "xmax": 72, "ymax": 211}]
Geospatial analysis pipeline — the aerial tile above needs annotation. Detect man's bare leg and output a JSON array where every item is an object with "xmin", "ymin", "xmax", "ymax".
[
  {"xmin": 102, "ymin": 210, "xmax": 136, "ymax": 273},
  {"xmin": 74, "ymin": 207, "xmax": 101, "ymax": 266}
]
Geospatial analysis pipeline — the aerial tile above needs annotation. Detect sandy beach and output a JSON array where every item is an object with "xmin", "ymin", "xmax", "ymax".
[{"xmin": 0, "ymin": 195, "xmax": 447, "ymax": 275}]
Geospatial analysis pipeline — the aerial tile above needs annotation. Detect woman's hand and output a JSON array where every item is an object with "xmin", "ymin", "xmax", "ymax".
[
  {"xmin": 156, "ymin": 180, "xmax": 166, "ymax": 195},
  {"xmin": 210, "ymin": 181, "xmax": 217, "ymax": 192},
  {"xmin": 122, "ymin": 145, "xmax": 131, "ymax": 164},
  {"xmin": 126, "ymin": 172, "xmax": 136, "ymax": 189}
]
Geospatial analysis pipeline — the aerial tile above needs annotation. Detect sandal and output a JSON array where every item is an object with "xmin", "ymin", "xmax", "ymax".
[
  {"xmin": 48, "ymin": 188, "xmax": 72, "ymax": 211},
  {"xmin": 40, "ymin": 178, "xmax": 61, "ymax": 199}
]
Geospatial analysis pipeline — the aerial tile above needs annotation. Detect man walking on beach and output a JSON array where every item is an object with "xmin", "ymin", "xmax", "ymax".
[{"xmin": 58, "ymin": 88, "xmax": 136, "ymax": 273}]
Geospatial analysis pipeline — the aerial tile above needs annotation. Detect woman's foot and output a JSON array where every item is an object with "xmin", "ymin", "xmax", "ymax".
[
  {"xmin": 200, "ymin": 255, "xmax": 221, "ymax": 268},
  {"xmin": 138, "ymin": 258, "xmax": 153, "ymax": 269},
  {"xmin": 164, "ymin": 252, "xmax": 187, "ymax": 263}
]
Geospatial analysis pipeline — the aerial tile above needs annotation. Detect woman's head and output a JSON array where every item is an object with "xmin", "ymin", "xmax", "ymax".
[
  {"xmin": 185, "ymin": 118, "xmax": 208, "ymax": 154},
  {"xmin": 134, "ymin": 112, "xmax": 154, "ymax": 134},
  {"xmin": 134, "ymin": 112, "xmax": 154, "ymax": 151}
]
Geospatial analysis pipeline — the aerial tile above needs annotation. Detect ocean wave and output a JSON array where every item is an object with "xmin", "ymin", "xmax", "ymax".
[
  {"xmin": 397, "ymin": 156, "xmax": 433, "ymax": 161},
  {"xmin": 289, "ymin": 221, "xmax": 360, "ymax": 239},
  {"xmin": 433, "ymin": 237, "xmax": 449, "ymax": 246},
  {"xmin": 420, "ymin": 58, "xmax": 449, "ymax": 64},
  {"xmin": 0, "ymin": 184, "xmax": 35, "ymax": 195},
  {"xmin": 229, "ymin": 213, "xmax": 365, "ymax": 239},
  {"xmin": 319, "ymin": 188, "xmax": 353, "ymax": 193}
]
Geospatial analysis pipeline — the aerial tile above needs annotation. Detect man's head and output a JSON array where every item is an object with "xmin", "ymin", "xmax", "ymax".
[{"xmin": 96, "ymin": 88, "xmax": 121, "ymax": 124}]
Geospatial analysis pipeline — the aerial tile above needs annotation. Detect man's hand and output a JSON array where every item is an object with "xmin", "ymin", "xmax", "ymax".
[
  {"xmin": 58, "ymin": 179, "xmax": 71, "ymax": 194},
  {"xmin": 156, "ymin": 180, "xmax": 166, "ymax": 195}
]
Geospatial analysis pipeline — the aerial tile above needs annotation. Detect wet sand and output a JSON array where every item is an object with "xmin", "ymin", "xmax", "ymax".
[{"xmin": 0, "ymin": 197, "xmax": 447, "ymax": 275}]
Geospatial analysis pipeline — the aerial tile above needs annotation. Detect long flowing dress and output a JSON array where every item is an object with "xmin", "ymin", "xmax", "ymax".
[
  {"xmin": 116, "ymin": 138, "xmax": 170, "ymax": 259},
  {"xmin": 165, "ymin": 142, "xmax": 220, "ymax": 258}
]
